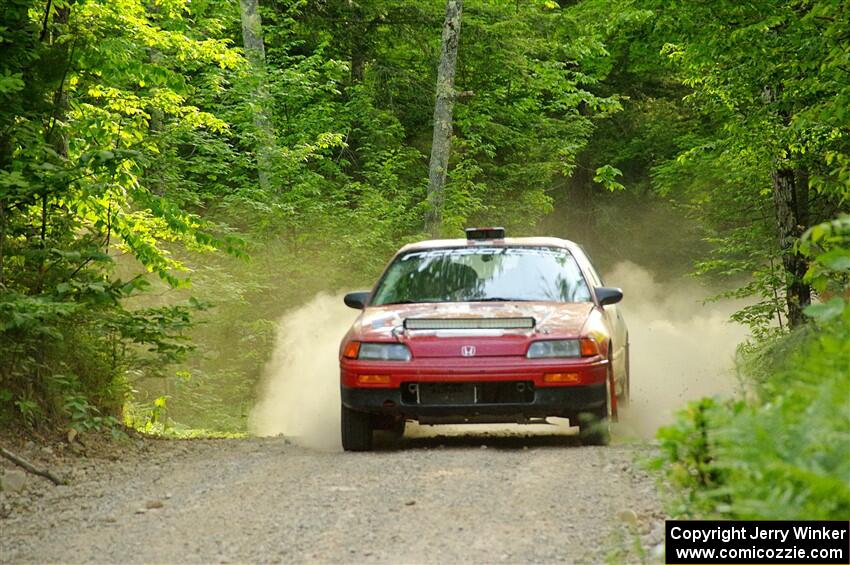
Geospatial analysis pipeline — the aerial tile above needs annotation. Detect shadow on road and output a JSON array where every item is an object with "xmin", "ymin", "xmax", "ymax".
[{"xmin": 372, "ymin": 422, "xmax": 583, "ymax": 451}]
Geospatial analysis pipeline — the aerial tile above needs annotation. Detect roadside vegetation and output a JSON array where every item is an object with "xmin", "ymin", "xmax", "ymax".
[
  {"xmin": 651, "ymin": 218, "xmax": 850, "ymax": 520},
  {"xmin": 1, "ymin": 0, "xmax": 848, "ymax": 519},
  {"xmin": 656, "ymin": 301, "xmax": 850, "ymax": 520}
]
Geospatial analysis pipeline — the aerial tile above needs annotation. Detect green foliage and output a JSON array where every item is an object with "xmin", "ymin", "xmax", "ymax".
[
  {"xmin": 257, "ymin": 0, "xmax": 624, "ymax": 240},
  {"xmin": 655, "ymin": 398, "xmax": 731, "ymax": 517},
  {"xmin": 3, "ymin": 0, "xmax": 848, "ymax": 440},
  {"xmin": 571, "ymin": 0, "xmax": 849, "ymax": 334},
  {"xmin": 799, "ymin": 214, "xmax": 850, "ymax": 302},
  {"xmin": 448, "ymin": 1, "xmax": 622, "ymax": 231},
  {"xmin": 130, "ymin": 0, "xmax": 635, "ymax": 429},
  {"xmin": 593, "ymin": 165, "xmax": 625, "ymax": 192},
  {"xmin": 0, "ymin": 0, "xmax": 246, "ymax": 427},
  {"xmin": 650, "ymin": 0, "xmax": 849, "ymax": 332},
  {"xmin": 124, "ymin": 394, "xmax": 171, "ymax": 433},
  {"xmin": 655, "ymin": 304, "xmax": 850, "ymax": 519}
]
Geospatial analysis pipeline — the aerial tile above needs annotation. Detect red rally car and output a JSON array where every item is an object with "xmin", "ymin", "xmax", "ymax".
[{"xmin": 339, "ymin": 228, "xmax": 629, "ymax": 451}]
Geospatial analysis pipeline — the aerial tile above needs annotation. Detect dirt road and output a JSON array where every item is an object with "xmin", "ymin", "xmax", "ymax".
[{"xmin": 0, "ymin": 431, "xmax": 664, "ymax": 564}]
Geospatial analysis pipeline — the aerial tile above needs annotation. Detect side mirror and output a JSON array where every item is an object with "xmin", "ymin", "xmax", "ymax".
[
  {"xmin": 344, "ymin": 291, "xmax": 370, "ymax": 310},
  {"xmin": 595, "ymin": 287, "xmax": 623, "ymax": 306}
]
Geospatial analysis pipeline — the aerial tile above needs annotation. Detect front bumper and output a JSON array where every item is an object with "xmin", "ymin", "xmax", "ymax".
[
  {"xmin": 340, "ymin": 355, "xmax": 608, "ymax": 423},
  {"xmin": 341, "ymin": 355, "xmax": 608, "ymax": 388},
  {"xmin": 341, "ymin": 382, "xmax": 606, "ymax": 424}
]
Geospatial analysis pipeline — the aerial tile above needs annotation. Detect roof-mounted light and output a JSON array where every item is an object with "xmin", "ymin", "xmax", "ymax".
[{"xmin": 465, "ymin": 227, "xmax": 505, "ymax": 240}]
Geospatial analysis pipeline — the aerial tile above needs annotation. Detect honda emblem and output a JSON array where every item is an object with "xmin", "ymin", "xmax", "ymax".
[{"xmin": 460, "ymin": 345, "xmax": 476, "ymax": 357}]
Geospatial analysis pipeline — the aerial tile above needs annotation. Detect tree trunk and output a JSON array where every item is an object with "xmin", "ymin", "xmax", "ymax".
[
  {"xmin": 0, "ymin": 133, "xmax": 8, "ymax": 286},
  {"xmin": 771, "ymin": 165, "xmax": 811, "ymax": 327},
  {"xmin": 38, "ymin": 3, "xmax": 73, "ymax": 295},
  {"xmin": 239, "ymin": 0, "xmax": 275, "ymax": 191},
  {"xmin": 350, "ymin": 24, "xmax": 367, "ymax": 84},
  {"xmin": 343, "ymin": 3, "xmax": 371, "ymax": 173},
  {"xmin": 425, "ymin": 0, "xmax": 463, "ymax": 236},
  {"xmin": 0, "ymin": 193, "xmax": 6, "ymax": 288}
]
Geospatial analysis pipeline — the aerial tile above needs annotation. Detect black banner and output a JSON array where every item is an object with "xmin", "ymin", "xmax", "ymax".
[{"xmin": 666, "ymin": 520, "xmax": 849, "ymax": 564}]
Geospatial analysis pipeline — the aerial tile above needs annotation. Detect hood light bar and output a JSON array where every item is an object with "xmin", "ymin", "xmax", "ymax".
[{"xmin": 404, "ymin": 317, "xmax": 535, "ymax": 331}]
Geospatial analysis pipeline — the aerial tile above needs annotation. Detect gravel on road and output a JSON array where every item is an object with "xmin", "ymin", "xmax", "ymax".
[{"xmin": 0, "ymin": 432, "xmax": 665, "ymax": 564}]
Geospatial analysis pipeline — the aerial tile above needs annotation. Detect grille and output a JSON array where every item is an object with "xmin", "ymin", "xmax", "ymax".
[
  {"xmin": 401, "ymin": 381, "xmax": 535, "ymax": 405},
  {"xmin": 404, "ymin": 317, "xmax": 535, "ymax": 331}
]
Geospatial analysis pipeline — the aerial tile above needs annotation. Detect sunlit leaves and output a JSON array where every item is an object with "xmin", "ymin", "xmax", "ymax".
[
  {"xmin": 799, "ymin": 214, "xmax": 850, "ymax": 297},
  {"xmin": 593, "ymin": 165, "xmax": 625, "ymax": 192},
  {"xmin": 0, "ymin": 0, "xmax": 248, "ymax": 427}
]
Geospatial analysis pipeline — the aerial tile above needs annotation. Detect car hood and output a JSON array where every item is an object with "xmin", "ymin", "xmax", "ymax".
[{"xmin": 349, "ymin": 302, "xmax": 595, "ymax": 358}]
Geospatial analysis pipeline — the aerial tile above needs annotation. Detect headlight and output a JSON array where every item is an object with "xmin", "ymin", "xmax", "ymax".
[
  {"xmin": 527, "ymin": 340, "xmax": 581, "ymax": 358},
  {"xmin": 527, "ymin": 338, "xmax": 600, "ymax": 358},
  {"xmin": 357, "ymin": 342, "xmax": 412, "ymax": 361}
]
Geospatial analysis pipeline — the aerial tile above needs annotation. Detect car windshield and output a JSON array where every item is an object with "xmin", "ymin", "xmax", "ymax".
[{"xmin": 371, "ymin": 246, "xmax": 592, "ymax": 305}]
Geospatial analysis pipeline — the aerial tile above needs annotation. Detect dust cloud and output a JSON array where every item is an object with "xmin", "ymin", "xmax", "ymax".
[
  {"xmin": 250, "ymin": 263, "xmax": 748, "ymax": 448},
  {"xmin": 249, "ymin": 294, "xmax": 356, "ymax": 450},
  {"xmin": 608, "ymin": 261, "xmax": 749, "ymax": 439}
]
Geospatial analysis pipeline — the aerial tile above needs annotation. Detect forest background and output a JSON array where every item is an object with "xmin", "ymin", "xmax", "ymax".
[{"xmin": 1, "ymin": 0, "xmax": 848, "ymax": 519}]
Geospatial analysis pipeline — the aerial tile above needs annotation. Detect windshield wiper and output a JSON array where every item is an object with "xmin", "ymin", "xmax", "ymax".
[
  {"xmin": 380, "ymin": 299, "xmax": 440, "ymax": 305},
  {"xmin": 471, "ymin": 297, "xmax": 532, "ymax": 302}
]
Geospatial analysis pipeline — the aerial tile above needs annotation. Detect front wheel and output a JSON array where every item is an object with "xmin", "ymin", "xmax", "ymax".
[
  {"xmin": 578, "ymin": 370, "xmax": 612, "ymax": 446},
  {"xmin": 341, "ymin": 405, "xmax": 373, "ymax": 451}
]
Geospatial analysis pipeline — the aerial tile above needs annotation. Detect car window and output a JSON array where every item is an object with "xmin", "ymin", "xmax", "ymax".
[
  {"xmin": 574, "ymin": 245, "xmax": 604, "ymax": 287},
  {"xmin": 371, "ymin": 246, "xmax": 592, "ymax": 305}
]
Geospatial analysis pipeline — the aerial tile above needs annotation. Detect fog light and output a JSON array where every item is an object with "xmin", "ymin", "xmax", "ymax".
[
  {"xmin": 357, "ymin": 374, "xmax": 391, "ymax": 385},
  {"xmin": 543, "ymin": 372, "xmax": 580, "ymax": 383}
]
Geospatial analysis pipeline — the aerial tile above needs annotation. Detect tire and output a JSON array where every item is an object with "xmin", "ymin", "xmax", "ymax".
[
  {"xmin": 389, "ymin": 417, "xmax": 406, "ymax": 439},
  {"xmin": 617, "ymin": 340, "xmax": 631, "ymax": 407},
  {"xmin": 372, "ymin": 416, "xmax": 405, "ymax": 446},
  {"xmin": 341, "ymin": 404, "xmax": 373, "ymax": 451},
  {"xmin": 578, "ymin": 367, "xmax": 612, "ymax": 446}
]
